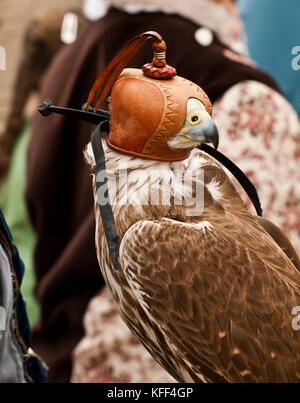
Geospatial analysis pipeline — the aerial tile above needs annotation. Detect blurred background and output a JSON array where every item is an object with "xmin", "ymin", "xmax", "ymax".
[
  {"xmin": 0, "ymin": 0, "xmax": 81, "ymax": 134},
  {"xmin": 0, "ymin": 0, "xmax": 85, "ymax": 330},
  {"xmin": 238, "ymin": 0, "xmax": 300, "ymax": 116},
  {"xmin": 1, "ymin": 0, "xmax": 300, "ymax": 134}
]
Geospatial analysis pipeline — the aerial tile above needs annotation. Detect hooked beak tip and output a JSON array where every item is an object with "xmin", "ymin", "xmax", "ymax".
[
  {"xmin": 201, "ymin": 117, "xmax": 219, "ymax": 150},
  {"xmin": 212, "ymin": 134, "xmax": 219, "ymax": 150}
]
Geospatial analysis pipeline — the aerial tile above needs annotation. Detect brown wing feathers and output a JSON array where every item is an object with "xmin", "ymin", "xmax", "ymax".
[{"xmin": 120, "ymin": 216, "xmax": 300, "ymax": 383}]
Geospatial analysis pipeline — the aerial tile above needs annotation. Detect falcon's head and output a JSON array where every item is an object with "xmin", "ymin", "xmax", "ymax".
[
  {"xmin": 167, "ymin": 98, "xmax": 219, "ymax": 151},
  {"xmin": 84, "ymin": 31, "xmax": 219, "ymax": 162}
]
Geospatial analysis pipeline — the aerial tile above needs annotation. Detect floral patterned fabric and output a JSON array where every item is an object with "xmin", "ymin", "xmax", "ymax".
[
  {"xmin": 71, "ymin": 288, "xmax": 175, "ymax": 383},
  {"xmin": 213, "ymin": 80, "xmax": 300, "ymax": 255},
  {"xmin": 71, "ymin": 80, "xmax": 299, "ymax": 383}
]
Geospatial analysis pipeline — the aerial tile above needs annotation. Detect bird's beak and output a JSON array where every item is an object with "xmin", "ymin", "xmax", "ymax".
[{"xmin": 186, "ymin": 115, "xmax": 219, "ymax": 149}]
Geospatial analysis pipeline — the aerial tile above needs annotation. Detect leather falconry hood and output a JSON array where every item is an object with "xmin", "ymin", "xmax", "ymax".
[{"xmin": 84, "ymin": 31, "xmax": 213, "ymax": 162}]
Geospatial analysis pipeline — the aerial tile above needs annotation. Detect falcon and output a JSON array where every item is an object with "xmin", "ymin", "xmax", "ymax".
[
  {"xmin": 85, "ymin": 131, "xmax": 300, "ymax": 382},
  {"xmin": 46, "ymin": 31, "xmax": 300, "ymax": 382}
]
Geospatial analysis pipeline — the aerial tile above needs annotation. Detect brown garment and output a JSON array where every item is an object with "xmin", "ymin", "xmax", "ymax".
[{"xmin": 26, "ymin": 7, "xmax": 279, "ymax": 382}]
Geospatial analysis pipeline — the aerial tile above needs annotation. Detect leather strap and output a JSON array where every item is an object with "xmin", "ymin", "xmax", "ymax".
[{"xmin": 91, "ymin": 123, "xmax": 119, "ymax": 270}]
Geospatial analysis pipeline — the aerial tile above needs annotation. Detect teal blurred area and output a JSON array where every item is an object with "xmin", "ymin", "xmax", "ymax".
[{"xmin": 238, "ymin": 0, "xmax": 300, "ymax": 116}]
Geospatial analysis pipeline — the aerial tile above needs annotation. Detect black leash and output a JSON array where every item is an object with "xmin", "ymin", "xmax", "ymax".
[{"xmin": 38, "ymin": 99, "xmax": 263, "ymax": 269}]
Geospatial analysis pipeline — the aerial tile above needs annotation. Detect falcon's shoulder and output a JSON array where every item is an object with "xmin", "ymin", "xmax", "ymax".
[{"xmin": 119, "ymin": 216, "xmax": 300, "ymax": 382}]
